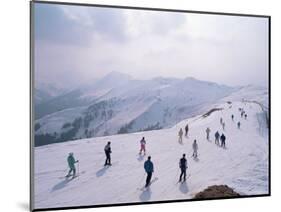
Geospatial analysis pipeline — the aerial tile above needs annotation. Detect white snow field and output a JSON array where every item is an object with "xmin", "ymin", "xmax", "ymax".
[{"xmin": 34, "ymin": 100, "xmax": 269, "ymax": 209}]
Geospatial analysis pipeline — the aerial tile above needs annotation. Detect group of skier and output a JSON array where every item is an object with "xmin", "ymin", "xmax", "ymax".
[
  {"xmin": 65, "ymin": 137, "xmax": 190, "ymax": 186},
  {"xmin": 239, "ymin": 108, "xmax": 247, "ymax": 119},
  {"xmin": 178, "ymin": 124, "xmax": 189, "ymax": 142},
  {"xmin": 65, "ymin": 105, "xmax": 249, "ymax": 187},
  {"xmin": 213, "ymin": 130, "xmax": 226, "ymax": 148},
  {"xmin": 178, "ymin": 125, "xmax": 198, "ymax": 159}
]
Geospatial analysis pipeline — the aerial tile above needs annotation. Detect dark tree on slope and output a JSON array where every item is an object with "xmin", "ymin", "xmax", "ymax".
[
  {"xmin": 60, "ymin": 117, "xmax": 82, "ymax": 141},
  {"xmin": 35, "ymin": 123, "xmax": 41, "ymax": 131},
  {"xmin": 142, "ymin": 122, "xmax": 162, "ymax": 131},
  {"xmin": 61, "ymin": 122, "xmax": 71, "ymax": 129},
  {"xmin": 60, "ymin": 127, "xmax": 79, "ymax": 141},
  {"xmin": 118, "ymin": 121, "xmax": 134, "ymax": 134},
  {"xmin": 35, "ymin": 133, "xmax": 57, "ymax": 147},
  {"xmin": 72, "ymin": 117, "xmax": 82, "ymax": 129}
]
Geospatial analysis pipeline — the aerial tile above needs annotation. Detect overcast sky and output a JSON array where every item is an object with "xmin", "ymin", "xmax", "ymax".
[{"xmin": 34, "ymin": 3, "xmax": 269, "ymax": 89}]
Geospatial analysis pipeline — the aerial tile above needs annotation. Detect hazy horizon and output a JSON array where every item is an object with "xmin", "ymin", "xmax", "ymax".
[{"xmin": 34, "ymin": 3, "xmax": 269, "ymax": 90}]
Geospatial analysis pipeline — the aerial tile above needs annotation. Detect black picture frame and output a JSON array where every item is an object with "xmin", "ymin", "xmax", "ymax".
[{"xmin": 30, "ymin": 1, "xmax": 271, "ymax": 211}]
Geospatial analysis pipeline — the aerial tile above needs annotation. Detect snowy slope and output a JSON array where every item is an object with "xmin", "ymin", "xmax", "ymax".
[{"xmin": 34, "ymin": 99, "xmax": 269, "ymax": 209}]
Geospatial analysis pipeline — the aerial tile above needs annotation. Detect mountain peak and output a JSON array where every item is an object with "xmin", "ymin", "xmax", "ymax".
[{"xmin": 102, "ymin": 71, "xmax": 132, "ymax": 81}]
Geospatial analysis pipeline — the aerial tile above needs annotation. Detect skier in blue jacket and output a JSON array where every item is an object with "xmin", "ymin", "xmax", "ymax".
[
  {"xmin": 144, "ymin": 156, "xmax": 154, "ymax": 187},
  {"xmin": 66, "ymin": 152, "xmax": 78, "ymax": 178}
]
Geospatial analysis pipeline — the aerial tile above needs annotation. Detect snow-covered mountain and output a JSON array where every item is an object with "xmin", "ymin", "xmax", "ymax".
[
  {"xmin": 35, "ymin": 82, "xmax": 69, "ymax": 105},
  {"xmin": 34, "ymin": 72, "xmax": 129, "ymax": 119},
  {"xmin": 34, "ymin": 72, "xmax": 239, "ymax": 146},
  {"xmin": 34, "ymin": 95, "xmax": 269, "ymax": 209}
]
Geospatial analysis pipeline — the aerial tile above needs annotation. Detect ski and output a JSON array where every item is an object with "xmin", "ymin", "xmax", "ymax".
[
  {"xmin": 175, "ymin": 174, "xmax": 191, "ymax": 185},
  {"xmin": 58, "ymin": 175, "xmax": 79, "ymax": 180},
  {"xmin": 137, "ymin": 177, "xmax": 158, "ymax": 191},
  {"xmin": 59, "ymin": 171, "xmax": 86, "ymax": 179}
]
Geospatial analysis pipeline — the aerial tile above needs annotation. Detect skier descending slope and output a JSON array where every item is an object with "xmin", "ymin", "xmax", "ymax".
[
  {"xmin": 178, "ymin": 128, "xmax": 183, "ymax": 144},
  {"xmin": 179, "ymin": 154, "xmax": 188, "ymax": 182},
  {"xmin": 185, "ymin": 124, "xmax": 189, "ymax": 137},
  {"xmin": 222, "ymin": 122, "xmax": 225, "ymax": 131},
  {"xmin": 220, "ymin": 133, "xmax": 226, "ymax": 148},
  {"xmin": 231, "ymin": 114, "xmax": 234, "ymax": 121},
  {"xmin": 104, "ymin": 142, "xmax": 112, "ymax": 166},
  {"xmin": 66, "ymin": 152, "xmax": 79, "ymax": 178},
  {"xmin": 206, "ymin": 127, "xmax": 211, "ymax": 140},
  {"xmin": 244, "ymin": 114, "xmax": 247, "ymax": 120},
  {"xmin": 237, "ymin": 121, "xmax": 241, "ymax": 129},
  {"xmin": 139, "ymin": 137, "xmax": 146, "ymax": 155},
  {"xmin": 215, "ymin": 131, "xmax": 220, "ymax": 145},
  {"xmin": 192, "ymin": 140, "xmax": 198, "ymax": 158},
  {"xmin": 144, "ymin": 156, "xmax": 154, "ymax": 187},
  {"xmin": 241, "ymin": 110, "xmax": 245, "ymax": 118}
]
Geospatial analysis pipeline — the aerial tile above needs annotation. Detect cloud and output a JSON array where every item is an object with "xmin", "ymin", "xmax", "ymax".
[
  {"xmin": 34, "ymin": 3, "xmax": 127, "ymax": 45},
  {"xmin": 34, "ymin": 3, "xmax": 269, "ymax": 89},
  {"xmin": 124, "ymin": 9, "xmax": 187, "ymax": 37}
]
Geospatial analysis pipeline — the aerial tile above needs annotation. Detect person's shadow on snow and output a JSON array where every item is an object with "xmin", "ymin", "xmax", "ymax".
[
  {"xmin": 193, "ymin": 157, "xmax": 199, "ymax": 162},
  {"xmin": 96, "ymin": 166, "xmax": 109, "ymax": 177},
  {"xmin": 139, "ymin": 187, "xmax": 151, "ymax": 201},
  {"xmin": 179, "ymin": 181, "xmax": 189, "ymax": 194},
  {"xmin": 51, "ymin": 178, "xmax": 72, "ymax": 192},
  {"xmin": 137, "ymin": 154, "xmax": 145, "ymax": 161}
]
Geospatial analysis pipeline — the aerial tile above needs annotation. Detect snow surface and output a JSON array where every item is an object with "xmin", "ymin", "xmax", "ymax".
[
  {"xmin": 36, "ymin": 106, "xmax": 87, "ymax": 135},
  {"xmin": 34, "ymin": 100, "xmax": 269, "ymax": 209}
]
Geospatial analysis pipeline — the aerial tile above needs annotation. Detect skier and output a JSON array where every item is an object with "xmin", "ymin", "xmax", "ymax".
[
  {"xmin": 104, "ymin": 141, "xmax": 112, "ymax": 166},
  {"xmin": 215, "ymin": 131, "xmax": 220, "ymax": 145},
  {"xmin": 220, "ymin": 117, "xmax": 223, "ymax": 125},
  {"xmin": 144, "ymin": 156, "xmax": 154, "ymax": 187},
  {"xmin": 192, "ymin": 140, "xmax": 198, "ymax": 158},
  {"xmin": 244, "ymin": 114, "xmax": 247, "ymax": 120},
  {"xmin": 185, "ymin": 124, "xmax": 189, "ymax": 137},
  {"xmin": 222, "ymin": 122, "xmax": 225, "ymax": 131},
  {"xmin": 139, "ymin": 137, "xmax": 146, "ymax": 155},
  {"xmin": 66, "ymin": 152, "xmax": 79, "ymax": 178},
  {"xmin": 220, "ymin": 133, "xmax": 226, "ymax": 148},
  {"xmin": 206, "ymin": 127, "xmax": 211, "ymax": 140},
  {"xmin": 179, "ymin": 154, "xmax": 188, "ymax": 182},
  {"xmin": 231, "ymin": 114, "xmax": 234, "ymax": 121},
  {"xmin": 237, "ymin": 121, "xmax": 241, "ymax": 129},
  {"xmin": 241, "ymin": 111, "xmax": 244, "ymax": 118},
  {"xmin": 178, "ymin": 128, "xmax": 183, "ymax": 143}
]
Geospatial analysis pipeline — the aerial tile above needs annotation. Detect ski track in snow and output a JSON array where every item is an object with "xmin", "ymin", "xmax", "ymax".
[{"xmin": 34, "ymin": 101, "xmax": 269, "ymax": 209}]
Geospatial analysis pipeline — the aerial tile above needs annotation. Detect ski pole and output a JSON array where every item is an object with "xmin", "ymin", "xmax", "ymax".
[{"xmin": 77, "ymin": 161, "xmax": 80, "ymax": 179}]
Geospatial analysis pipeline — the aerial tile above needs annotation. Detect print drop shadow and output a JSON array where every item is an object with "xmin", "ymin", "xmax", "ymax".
[
  {"xmin": 51, "ymin": 178, "xmax": 73, "ymax": 192},
  {"xmin": 139, "ymin": 187, "xmax": 152, "ymax": 201},
  {"xmin": 179, "ymin": 181, "xmax": 189, "ymax": 194},
  {"xmin": 16, "ymin": 202, "xmax": 29, "ymax": 211}
]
